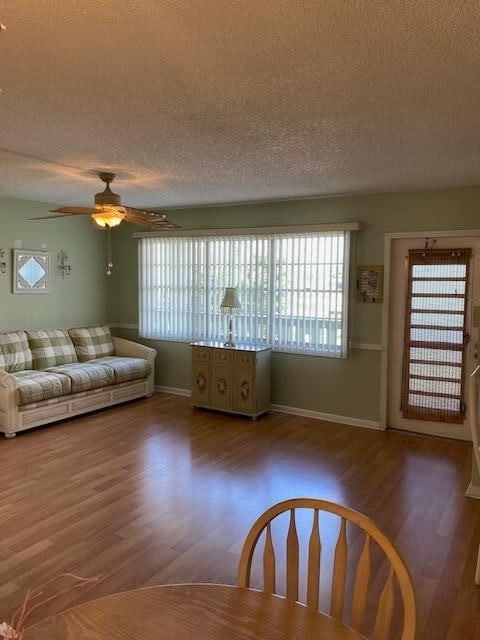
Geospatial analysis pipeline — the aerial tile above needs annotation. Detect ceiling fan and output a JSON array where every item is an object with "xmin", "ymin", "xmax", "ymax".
[
  {"xmin": 30, "ymin": 171, "xmax": 180, "ymax": 275},
  {"xmin": 30, "ymin": 171, "xmax": 180, "ymax": 231}
]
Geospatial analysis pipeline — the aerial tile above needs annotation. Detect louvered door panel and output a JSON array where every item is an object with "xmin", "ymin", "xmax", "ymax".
[{"xmin": 401, "ymin": 249, "xmax": 471, "ymax": 423}]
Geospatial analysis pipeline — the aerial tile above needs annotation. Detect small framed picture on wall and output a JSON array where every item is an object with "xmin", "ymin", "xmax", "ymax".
[
  {"xmin": 13, "ymin": 249, "xmax": 50, "ymax": 294},
  {"xmin": 356, "ymin": 265, "xmax": 384, "ymax": 303}
]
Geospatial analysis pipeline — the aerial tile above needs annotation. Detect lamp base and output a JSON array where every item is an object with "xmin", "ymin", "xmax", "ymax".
[{"xmin": 224, "ymin": 317, "xmax": 235, "ymax": 347}]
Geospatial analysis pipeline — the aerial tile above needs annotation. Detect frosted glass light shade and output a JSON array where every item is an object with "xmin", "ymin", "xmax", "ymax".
[
  {"xmin": 220, "ymin": 287, "xmax": 241, "ymax": 310},
  {"xmin": 91, "ymin": 206, "xmax": 125, "ymax": 228}
]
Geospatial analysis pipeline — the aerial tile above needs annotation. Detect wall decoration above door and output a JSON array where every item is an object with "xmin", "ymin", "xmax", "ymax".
[{"xmin": 13, "ymin": 249, "xmax": 50, "ymax": 294}]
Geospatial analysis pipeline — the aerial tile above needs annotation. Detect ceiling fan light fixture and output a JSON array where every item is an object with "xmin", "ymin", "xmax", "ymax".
[
  {"xmin": 91, "ymin": 205, "xmax": 125, "ymax": 228},
  {"xmin": 36, "ymin": 171, "xmax": 179, "ymax": 235}
]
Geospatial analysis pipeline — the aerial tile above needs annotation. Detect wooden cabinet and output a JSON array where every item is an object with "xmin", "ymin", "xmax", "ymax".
[{"xmin": 191, "ymin": 342, "xmax": 271, "ymax": 419}]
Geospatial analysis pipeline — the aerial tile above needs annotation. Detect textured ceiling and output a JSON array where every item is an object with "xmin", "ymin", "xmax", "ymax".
[{"xmin": 1, "ymin": 1, "xmax": 480, "ymax": 208}]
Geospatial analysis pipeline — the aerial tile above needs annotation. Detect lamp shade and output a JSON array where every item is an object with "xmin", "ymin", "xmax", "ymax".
[{"xmin": 220, "ymin": 287, "xmax": 241, "ymax": 310}]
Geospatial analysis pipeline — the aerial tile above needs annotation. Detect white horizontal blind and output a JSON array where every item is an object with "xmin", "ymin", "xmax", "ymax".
[{"xmin": 139, "ymin": 231, "xmax": 348, "ymax": 357}]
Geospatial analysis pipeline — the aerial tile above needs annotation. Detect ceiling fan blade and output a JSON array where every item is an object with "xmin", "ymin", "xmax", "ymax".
[
  {"xmin": 30, "ymin": 212, "xmax": 92, "ymax": 220},
  {"xmin": 122, "ymin": 215, "xmax": 177, "ymax": 230},
  {"xmin": 50, "ymin": 207, "xmax": 93, "ymax": 215},
  {"xmin": 123, "ymin": 207, "xmax": 180, "ymax": 230},
  {"xmin": 122, "ymin": 205, "xmax": 164, "ymax": 216},
  {"xmin": 123, "ymin": 216, "xmax": 179, "ymax": 230}
]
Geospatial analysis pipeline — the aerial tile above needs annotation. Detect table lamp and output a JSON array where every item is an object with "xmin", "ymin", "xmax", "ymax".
[{"xmin": 220, "ymin": 287, "xmax": 242, "ymax": 347}]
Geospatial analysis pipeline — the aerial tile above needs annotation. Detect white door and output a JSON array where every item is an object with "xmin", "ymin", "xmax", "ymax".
[{"xmin": 387, "ymin": 235, "xmax": 480, "ymax": 440}]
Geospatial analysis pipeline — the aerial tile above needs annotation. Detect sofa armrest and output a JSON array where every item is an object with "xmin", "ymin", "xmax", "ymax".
[
  {"xmin": 113, "ymin": 336, "xmax": 156, "ymax": 362},
  {"xmin": 0, "ymin": 370, "xmax": 19, "ymax": 436},
  {"xmin": 112, "ymin": 337, "xmax": 156, "ymax": 396}
]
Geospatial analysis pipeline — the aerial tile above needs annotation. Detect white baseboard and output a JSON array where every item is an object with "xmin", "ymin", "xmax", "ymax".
[
  {"xmin": 465, "ymin": 482, "xmax": 480, "ymax": 500},
  {"xmin": 154, "ymin": 385, "xmax": 382, "ymax": 430},
  {"xmin": 271, "ymin": 404, "xmax": 383, "ymax": 430},
  {"xmin": 155, "ymin": 385, "xmax": 191, "ymax": 397}
]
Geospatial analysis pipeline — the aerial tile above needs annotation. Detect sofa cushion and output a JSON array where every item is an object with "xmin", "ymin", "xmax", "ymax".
[
  {"xmin": 68, "ymin": 326, "xmax": 114, "ymax": 362},
  {"xmin": 0, "ymin": 331, "xmax": 33, "ymax": 372},
  {"xmin": 27, "ymin": 329, "xmax": 78, "ymax": 369},
  {"xmin": 46, "ymin": 362, "xmax": 115, "ymax": 393},
  {"xmin": 91, "ymin": 356, "xmax": 151, "ymax": 384},
  {"xmin": 12, "ymin": 370, "xmax": 71, "ymax": 406}
]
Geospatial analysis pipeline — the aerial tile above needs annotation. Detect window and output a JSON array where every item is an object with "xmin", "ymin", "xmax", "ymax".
[
  {"xmin": 401, "ymin": 248, "xmax": 470, "ymax": 423},
  {"xmin": 139, "ymin": 230, "xmax": 350, "ymax": 357}
]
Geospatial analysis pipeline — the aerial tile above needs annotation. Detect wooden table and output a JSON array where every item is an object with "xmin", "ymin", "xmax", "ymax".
[{"xmin": 24, "ymin": 584, "xmax": 367, "ymax": 640}]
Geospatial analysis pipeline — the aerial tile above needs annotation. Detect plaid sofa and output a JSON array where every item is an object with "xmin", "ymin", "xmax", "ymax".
[{"xmin": 0, "ymin": 326, "xmax": 156, "ymax": 438}]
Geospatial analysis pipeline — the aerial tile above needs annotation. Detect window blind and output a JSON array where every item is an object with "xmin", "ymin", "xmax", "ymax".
[
  {"xmin": 401, "ymin": 248, "xmax": 471, "ymax": 423},
  {"xmin": 139, "ymin": 231, "xmax": 348, "ymax": 357}
]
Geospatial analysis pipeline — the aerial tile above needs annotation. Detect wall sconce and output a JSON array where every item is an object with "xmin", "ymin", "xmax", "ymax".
[
  {"xmin": 57, "ymin": 249, "xmax": 71, "ymax": 279},
  {"xmin": 0, "ymin": 249, "xmax": 6, "ymax": 275}
]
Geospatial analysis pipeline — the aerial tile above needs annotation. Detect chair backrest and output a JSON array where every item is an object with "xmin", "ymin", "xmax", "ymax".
[{"xmin": 237, "ymin": 498, "xmax": 416, "ymax": 640}]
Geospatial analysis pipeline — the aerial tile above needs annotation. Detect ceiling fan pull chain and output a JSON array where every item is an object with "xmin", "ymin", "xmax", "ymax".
[{"xmin": 106, "ymin": 227, "xmax": 113, "ymax": 276}]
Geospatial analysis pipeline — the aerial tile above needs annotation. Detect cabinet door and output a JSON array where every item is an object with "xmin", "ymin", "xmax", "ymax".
[
  {"xmin": 212, "ymin": 363, "xmax": 232, "ymax": 410},
  {"xmin": 192, "ymin": 362, "xmax": 211, "ymax": 405},
  {"xmin": 232, "ymin": 370, "xmax": 255, "ymax": 413}
]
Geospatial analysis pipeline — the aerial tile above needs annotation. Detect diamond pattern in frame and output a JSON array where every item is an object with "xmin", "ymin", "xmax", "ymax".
[{"xmin": 13, "ymin": 249, "xmax": 50, "ymax": 294}]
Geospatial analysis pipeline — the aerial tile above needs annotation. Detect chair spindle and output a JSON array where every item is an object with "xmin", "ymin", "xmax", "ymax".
[
  {"xmin": 373, "ymin": 567, "xmax": 395, "ymax": 640},
  {"xmin": 307, "ymin": 508, "xmax": 321, "ymax": 610},
  {"xmin": 351, "ymin": 533, "xmax": 372, "ymax": 632},
  {"xmin": 286, "ymin": 509, "xmax": 299, "ymax": 601},
  {"xmin": 330, "ymin": 517, "xmax": 347, "ymax": 619},
  {"xmin": 263, "ymin": 522, "xmax": 276, "ymax": 593}
]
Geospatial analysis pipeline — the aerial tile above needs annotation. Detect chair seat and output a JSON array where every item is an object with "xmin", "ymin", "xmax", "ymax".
[
  {"xmin": 12, "ymin": 370, "xmax": 71, "ymax": 406},
  {"xmin": 46, "ymin": 362, "xmax": 114, "ymax": 393},
  {"xmin": 90, "ymin": 356, "xmax": 151, "ymax": 384}
]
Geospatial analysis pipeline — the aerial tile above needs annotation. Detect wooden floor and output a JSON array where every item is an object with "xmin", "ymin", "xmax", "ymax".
[{"xmin": 1, "ymin": 393, "xmax": 479, "ymax": 639}]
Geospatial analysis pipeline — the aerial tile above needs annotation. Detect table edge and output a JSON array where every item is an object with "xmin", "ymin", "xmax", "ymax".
[{"xmin": 25, "ymin": 583, "xmax": 367, "ymax": 639}]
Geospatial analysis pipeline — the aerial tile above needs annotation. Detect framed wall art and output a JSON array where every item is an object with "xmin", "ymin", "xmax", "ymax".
[
  {"xmin": 356, "ymin": 264, "xmax": 384, "ymax": 303},
  {"xmin": 13, "ymin": 249, "xmax": 50, "ymax": 294}
]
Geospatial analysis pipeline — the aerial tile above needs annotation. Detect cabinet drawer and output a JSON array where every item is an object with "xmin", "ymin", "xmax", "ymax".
[
  {"xmin": 213, "ymin": 349, "xmax": 232, "ymax": 365},
  {"xmin": 72, "ymin": 392, "xmax": 110, "ymax": 411},
  {"xmin": 112, "ymin": 383, "xmax": 146, "ymax": 402},
  {"xmin": 235, "ymin": 351, "xmax": 256, "ymax": 369},
  {"xmin": 21, "ymin": 403, "xmax": 68, "ymax": 426},
  {"xmin": 192, "ymin": 347, "xmax": 211, "ymax": 364}
]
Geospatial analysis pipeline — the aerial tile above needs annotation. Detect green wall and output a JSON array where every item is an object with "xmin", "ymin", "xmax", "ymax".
[
  {"xmin": 109, "ymin": 185, "xmax": 480, "ymax": 423},
  {"xmin": 0, "ymin": 196, "xmax": 108, "ymax": 331}
]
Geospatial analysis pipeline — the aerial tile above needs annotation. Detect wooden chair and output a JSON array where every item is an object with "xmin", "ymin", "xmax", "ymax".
[
  {"xmin": 238, "ymin": 498, "xmax": 416, "ymax": 640},
  {"xmin": 469, "ymin": 365, "xmax": 480, "ymax": 585}
]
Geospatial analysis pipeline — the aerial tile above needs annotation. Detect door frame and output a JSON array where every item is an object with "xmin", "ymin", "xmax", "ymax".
[{"xmin": 380, "ymin": 228, "xmax": 480, "ymax": 434}]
